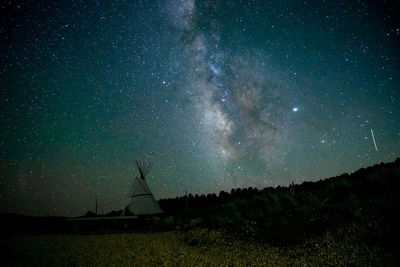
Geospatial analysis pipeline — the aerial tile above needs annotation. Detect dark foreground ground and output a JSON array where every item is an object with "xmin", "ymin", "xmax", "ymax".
[
  {"xmin": 3, "ymin": 225, "xmax": 399, "ymax": 266},
  {"xmin": 3, "ymin": 159, "xmax": 400, "ymax": 266}
]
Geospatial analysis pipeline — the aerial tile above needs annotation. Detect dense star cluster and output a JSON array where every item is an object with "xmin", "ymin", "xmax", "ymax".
[{"xmin": 1, "ymin": 1, "xmax": 399, "ymax": 216}]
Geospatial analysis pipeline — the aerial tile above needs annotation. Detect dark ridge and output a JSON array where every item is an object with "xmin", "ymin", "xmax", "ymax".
[{"xmin": 158, "ymin": 158, "xmax": 400, "ymax": 246}]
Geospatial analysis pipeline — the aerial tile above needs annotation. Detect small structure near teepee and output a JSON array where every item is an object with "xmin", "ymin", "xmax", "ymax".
[{"xmin": 125, "ymin": 160, "xmax": 163, "ymax": 215}]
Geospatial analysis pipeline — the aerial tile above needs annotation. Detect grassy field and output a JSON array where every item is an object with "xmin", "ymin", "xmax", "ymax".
[{"xmin": 4, "ymin": 225, "xmax": 398, "ymax": 266}]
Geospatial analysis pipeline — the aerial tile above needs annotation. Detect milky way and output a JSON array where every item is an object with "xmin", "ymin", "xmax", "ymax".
[
  {"xmin": 1, "ymin": 0, "xmax": 399, "ymax": 216},
  {"xmin": 169, "ymin": 0, "xmax": 292, "ymax": 181}
]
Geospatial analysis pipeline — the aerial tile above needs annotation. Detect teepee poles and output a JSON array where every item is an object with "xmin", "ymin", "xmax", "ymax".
[{"xmin": 135, "ymin": 160, "xmax": 152, "ymax": 180}]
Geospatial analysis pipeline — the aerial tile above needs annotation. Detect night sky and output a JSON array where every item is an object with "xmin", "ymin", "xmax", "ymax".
[{"xmin": 1, "ymin": 0, "xmax": 399, "ymax": 216}]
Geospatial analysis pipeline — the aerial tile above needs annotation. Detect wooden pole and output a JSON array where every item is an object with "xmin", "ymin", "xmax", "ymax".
[
  {"xmin": 95, "ymin": 195, "xmax": 98, "ymax": 215},
  {"xmin": 185, "ymin": 190, "xmax": 188, "ymax": 212}
]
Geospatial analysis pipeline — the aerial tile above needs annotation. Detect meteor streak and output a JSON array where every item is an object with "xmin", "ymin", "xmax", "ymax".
[{"xmin": 370, "ymin": 129, "xmax": 378, "ymax": 151}]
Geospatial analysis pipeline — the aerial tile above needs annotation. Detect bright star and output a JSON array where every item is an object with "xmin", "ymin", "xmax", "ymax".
[{"xmin": 292, "ymin": 107, "xmax": 298, "ymax": 112}]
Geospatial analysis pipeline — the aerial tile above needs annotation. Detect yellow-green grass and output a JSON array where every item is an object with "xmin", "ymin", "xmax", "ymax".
[{"xmin": 4, "ymin": 226, "xmax": 398, "ymax": 266}]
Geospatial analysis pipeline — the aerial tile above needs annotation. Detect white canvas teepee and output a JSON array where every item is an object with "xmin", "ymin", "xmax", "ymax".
[{"xmin": 126, "ymin": 160, "xmax": 163, "ymax": 215}]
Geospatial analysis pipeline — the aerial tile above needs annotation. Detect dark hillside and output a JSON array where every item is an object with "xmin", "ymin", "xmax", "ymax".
[{"xmin": 159, "ymin": 158, "xmax": 400, "ymax": 246}]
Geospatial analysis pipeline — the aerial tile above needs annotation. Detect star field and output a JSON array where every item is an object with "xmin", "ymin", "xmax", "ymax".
[{"xmin": 1, "ymin": 0, "xmax": 399, "ymax": 216}]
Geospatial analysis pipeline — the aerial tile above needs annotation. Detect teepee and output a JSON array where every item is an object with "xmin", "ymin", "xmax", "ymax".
[{"xmin": 125, "ymin": 160, "xmax": 163, "ymax": 215}]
